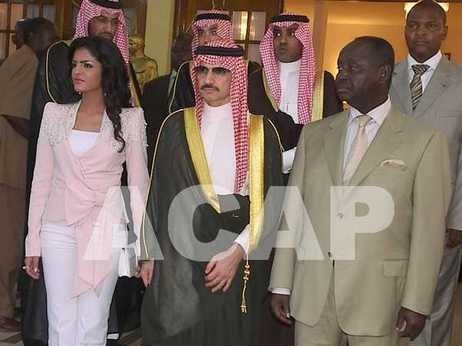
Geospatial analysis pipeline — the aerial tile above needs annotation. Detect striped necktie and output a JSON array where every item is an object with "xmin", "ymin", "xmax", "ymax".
[
  {"xmin": 410, "ymin": 64, "xmax": 430, "ymax": 110},
  {"xmin": 343, "ymin": 115, "xmax": 372, "ymax": 184}
]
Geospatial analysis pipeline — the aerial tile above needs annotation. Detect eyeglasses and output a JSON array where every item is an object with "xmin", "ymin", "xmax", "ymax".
[{"xmin": 194, "ymin": 66, "xmax": 230, "ymax": 76}]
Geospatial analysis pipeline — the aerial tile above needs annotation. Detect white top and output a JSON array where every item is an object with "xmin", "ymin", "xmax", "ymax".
[
  {"xmin": 201, "ymin": 102, "xmax": 236, "ymax": 194},
  {"xmin": 279, "ymin": 60, "xmax": 301, "ymax": 123},
  {"xmin": 279, "ymin": 60, "xmax": 301, "ymax": 174},
  {"xmin": 272, "ymin": 97, "xmax": 391, "ymax": 297},
  {"xmin": 201, "ymin": 102, "xmax": 250, "ymax": 253},
  {"xmin": 69, "ymin": 129, "xmax": 99, "ymax": 156},
  {"xmin": 407, "ymin": 51, "xmax": 442, "ymax": 93},
  {"xmin": 282, "ymin": 149, "xmax": 296, "ymax": 174}
]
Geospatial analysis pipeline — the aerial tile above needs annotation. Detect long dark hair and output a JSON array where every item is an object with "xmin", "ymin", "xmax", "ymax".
[{"xmin": 69, "ymin": 36, "xmax": 131, "ymax": 152}]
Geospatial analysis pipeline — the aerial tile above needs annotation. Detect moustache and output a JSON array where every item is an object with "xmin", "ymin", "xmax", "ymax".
[
  {"xmin": 97, "ymin": 32, "xmax": 114, "ymax": 40},
  {"xmin": 201, "ymin": 84, "xmax": 219, "ymax": 91}
]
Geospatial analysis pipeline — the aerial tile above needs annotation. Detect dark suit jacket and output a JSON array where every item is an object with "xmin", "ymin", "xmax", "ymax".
[
  {"xmin": 248, "ymin": 69, "xmax": 343, "ymax": 151},
  {"xmin": 142, "ymin": 73, "xmax": 173, "ymax": 167}
]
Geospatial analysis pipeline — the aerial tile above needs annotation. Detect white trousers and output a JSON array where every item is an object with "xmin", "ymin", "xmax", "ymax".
[{"xmin": 41, "ymin": 224, "xmax": 121, "ymax": 346}]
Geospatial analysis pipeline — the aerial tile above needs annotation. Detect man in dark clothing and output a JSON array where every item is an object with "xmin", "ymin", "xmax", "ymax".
[
  {"xmin": 248, "ymin": 13, "xmax": 343, "ymax": 172},
  {"xmin": 12, "ymin": 18, "xmax": 32, "ymax": 50},
  {"xmin": 139, "ymin": 39, "xmax": 283, "ymax": 346},
  {"xmin": 168, "ymin": 10, "xmax": 261, "ymax": 115},
  {"xmin": 142, "ymin": 31, "xmax": 193, "ymax": 167}
]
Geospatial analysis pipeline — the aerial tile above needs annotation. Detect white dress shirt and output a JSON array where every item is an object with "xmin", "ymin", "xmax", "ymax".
[
  {"xmin": 272, "ymin": 97, "xmax": 392, "ymax": 296},
  {"xmin": 201, "ymin": 102, "xmax": 236, "ymax": 194},
  {"xmin": 279, "ymin": 60, "xmax": 301, "ymax": 123},
  {"xmin": 407, "ymin": 51, "xmax": 442, "ymax": 93},
  {"xmin": 343, "ymin": 97, "xmax": 391, "ymax": 168}
]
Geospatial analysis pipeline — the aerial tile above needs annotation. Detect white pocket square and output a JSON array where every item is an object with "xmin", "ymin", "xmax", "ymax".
[{"xmin": 380, "ymin": 159, "xmax": 407, "ymax": 170}]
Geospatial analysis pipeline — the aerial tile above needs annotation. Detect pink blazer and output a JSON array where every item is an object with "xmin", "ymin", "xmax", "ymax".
[{"xmin": 26, "ymin": 102, "xmax": 149, "ymax": 295}]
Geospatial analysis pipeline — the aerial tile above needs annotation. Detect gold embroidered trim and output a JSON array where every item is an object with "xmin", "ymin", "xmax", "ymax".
[
  {"xmin": 241, "ymin": 114, "xmax": 265, "ymax": 314},
  {"xmin": 184, "ymin": 107, "xmax": 220, "ymax": 212},
  {"xmin": 248, "ymin": 115, "xmax": 265, "ymax": 252},
  {"xmin": 311, "ymin": 71, "xmax": 325, "ymax": 122}
]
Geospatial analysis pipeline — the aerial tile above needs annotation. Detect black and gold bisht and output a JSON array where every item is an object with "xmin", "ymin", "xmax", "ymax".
[{"xmin": 140, "ymin": 45, "xmax": 283, "ymax": 346}]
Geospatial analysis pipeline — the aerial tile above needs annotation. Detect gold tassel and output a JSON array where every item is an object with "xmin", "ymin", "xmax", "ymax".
[{"xmin": 240, "ymin": 260, "xmax": 251, "ymax": 314}]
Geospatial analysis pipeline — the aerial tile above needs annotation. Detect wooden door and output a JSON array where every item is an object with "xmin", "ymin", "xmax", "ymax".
[
  {"xmin": 173, "ymin": 0, "xmax": 283, "ymax": 61},
  {"xmin": 61, "ymin": 0, "xmax": 146, "ymax": 40}
]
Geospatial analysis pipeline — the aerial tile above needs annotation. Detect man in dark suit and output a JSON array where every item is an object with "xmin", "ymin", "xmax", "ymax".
[
  {"xmin": 142, "ymin": 32, "xmax": 193, "ymax": 167},
  {"xmin": 248, "ymin": 13, "xmax": 342, "ymax": 186},
  {"xmin": 390, "ymin": 2, "xmax": 462, "ymax": 345}
]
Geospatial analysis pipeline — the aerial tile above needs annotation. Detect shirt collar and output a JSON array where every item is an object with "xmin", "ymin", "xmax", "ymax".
[
  {"xmin": 349, "ymin": 97, "xmax": 391, "ymax": 127},
  {"xmin": 407, "ymin": 51, "xmax": 442, "ymax": 72},
  {"xmin": 203, "ymin": 102, "xmax": 233, "ymax": 120},
  {"xmin": 279, "ymin": 59, "xmax": 301, "ymax": 75}
]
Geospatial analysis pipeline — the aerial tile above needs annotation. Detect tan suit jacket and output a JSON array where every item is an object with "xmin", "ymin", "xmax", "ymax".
[
  {"xmin": 269, "ymin": 108, "xmax": 452, "ymax": 336},
  {"xmin": 0, "ymin": 45, "xmax": 38, "ymax": 189},
  {"xmin": 390, "ymin": 57, "xmax": 462, "ymax": 230}
]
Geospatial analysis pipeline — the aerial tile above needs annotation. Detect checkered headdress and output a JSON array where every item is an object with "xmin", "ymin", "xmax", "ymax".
[
  {"xmin": 191, "ymin": 11, "xmax": 233, "ymax": 56},
  {"xmin": 260, "ymin": 13, "xmax": 315, "ymax": 124},
  {"xmin": 74, "ymin": 0, "xmax": 129, "ymax": 64},
  {"xmin": 192, "ymin": 39, "xmax": 248, "ymax": 193}
]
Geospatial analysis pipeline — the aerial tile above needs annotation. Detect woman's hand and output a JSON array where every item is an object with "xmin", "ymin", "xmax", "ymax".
[
  {"xmin": 137, "ymin": 260, "xmax": 154, "ymax": 287},
  {"xmin": 23, "ymin": 257, "xmax": 41, "ymax": 280}
]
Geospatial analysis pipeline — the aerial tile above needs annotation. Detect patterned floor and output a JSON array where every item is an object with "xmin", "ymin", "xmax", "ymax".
[
  {"xmin": 2, "ymin": 285, "xmax": 462, "ymax": 345},
  {"xmin": 452, "ymin": 284, "xmax": 462, "ymax": 345},
  {"xmin": 0, "ymin": 328, "xmax": 142, "ymax": 345},
  {"xmin": 0, "ymin": 332, "xmax": 21, "ymax": 345}
]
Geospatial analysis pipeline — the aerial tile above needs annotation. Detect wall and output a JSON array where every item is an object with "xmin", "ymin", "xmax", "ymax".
[
  {"xmin": 284, "ymin": 0, "xmax": 314, "ymax": 22},
  {"xmin": 144, "ymin": 0, "xmax": 175, "ymax": 76},
  {"xmin": 284, "ymin": 1, "xmax": 462, "ymax": 75},
  {"xmin": 324, "ymin": 23, "xmax": 408, "ymax": 75},
  {"xmin": 144, "ymin": 0, "xmax": 462, "ymax": 76},
  {"xmin": 444, "ymin": 6, "xmax": 462, "ymax": 64}
]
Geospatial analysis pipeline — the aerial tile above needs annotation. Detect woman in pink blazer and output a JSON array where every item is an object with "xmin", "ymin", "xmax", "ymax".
[{"xmin": 24, "ymin": 36, "xmax": 149, "ymax": 346}]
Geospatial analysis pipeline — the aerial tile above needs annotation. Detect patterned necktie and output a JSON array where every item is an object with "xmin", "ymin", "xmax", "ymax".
[
  {"xmin": 410, "ymin": 64, "xmax": 430, "ymax": 110},
  {"xmin": 343, "ymin": 115, "xmax": 372, "ymax": 184}
]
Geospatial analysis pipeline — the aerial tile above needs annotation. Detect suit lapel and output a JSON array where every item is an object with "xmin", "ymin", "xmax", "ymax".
[
  {"xmin": 349, "ymin": 108, "xmax": 404, "ymax": 186},
  {"xmin": 414, "ymin": 57, "xmax": 452, "ymax": 117},
  {"xmin": 392, "ymin": 62, "xmax": 413, "ymax": 115},
  {"xmin": 323, "ymin": 111, "xmax": 349, "ymax": 186}
]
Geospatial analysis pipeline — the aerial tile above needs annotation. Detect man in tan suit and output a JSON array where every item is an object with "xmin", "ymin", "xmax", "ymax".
[
  {"xmin": 0, "ymin": 18, "xmax": 56, "ymax": 332},
  {"xmin": 390, "ymin": 2, "xmax": 462, "ymax": 345},
  {"xmin": 269, "ymin": 36, "xmax": 452, "ymax": 346}
]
